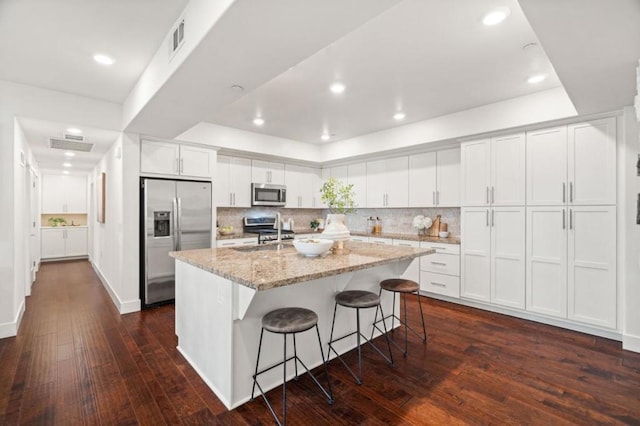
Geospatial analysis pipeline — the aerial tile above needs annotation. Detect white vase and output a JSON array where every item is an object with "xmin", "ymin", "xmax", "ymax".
[{"xmin": 321, "ymin": 213, "xmax": 350, "ymax": 241}]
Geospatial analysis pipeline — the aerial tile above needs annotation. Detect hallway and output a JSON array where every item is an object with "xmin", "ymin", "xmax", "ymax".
[{"xmin": 1, "ymin": 260, "xmax": 639, "ymax": 424}]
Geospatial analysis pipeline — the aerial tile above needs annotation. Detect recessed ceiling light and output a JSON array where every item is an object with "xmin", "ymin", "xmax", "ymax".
[
  {"xmin": 253, "ymin": 117, "xmax": 265, "ymax": 126},
  {"xmin": 93, "ymin": 53, "xmax": 115, "ymax": 65},
  {"xmin": 63, "ymin": 170, "xmax": 70, "ymax": 175},
  {"xmin": 483, "ymin": 7, "xmax": 510, "ymax": 26},
  {"xmin": 329, "ymin": 82, "xmax": 346, "ymax": 94},
  {"xmin": 66, "ymin": 127, "xmax": 82, "ymax": 135},
  {"xmin": 230, "ymin": 85, "xmax": 245, "ymax": 92},
  {"xmin": 393, "ymin": 112, "xmax": 406, "ymax": 121},
  {"xmin": 64, "ymin": 152, "xmax": 76, "ymax": 157},
  {"xmin": 63, "ymin": 162, "xmax": 72, "ymax": 168},
  {"xmin": 527, "ymin": 74, "xmax": 547, "ymax": 84},
  {"xmin": 321, "ymin": 133, "xmax": 331, "ymax": 141}
]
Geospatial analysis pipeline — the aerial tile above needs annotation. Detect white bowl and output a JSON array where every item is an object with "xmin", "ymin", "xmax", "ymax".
[
  {"xmin": 438, "ymin": 231, "xmax": 449, "ymax": 238},
  {"xmin": 292, "ymin": 238, "xmax": 334, "ymax": 257}
]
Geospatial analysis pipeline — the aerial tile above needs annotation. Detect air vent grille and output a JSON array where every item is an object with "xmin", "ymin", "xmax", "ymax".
[
  {"xmin": 63, "ymin": 133, "xmax": 84, "ymax": 142},
  {"xmin": 49, "ymin": 138, "xmax": 94, "ymax": 152}
]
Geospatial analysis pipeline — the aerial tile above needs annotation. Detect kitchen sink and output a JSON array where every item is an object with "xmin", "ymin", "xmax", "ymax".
[{"xmin": 232, "ymin": 243, "xmax": 291, "ymax": 252}]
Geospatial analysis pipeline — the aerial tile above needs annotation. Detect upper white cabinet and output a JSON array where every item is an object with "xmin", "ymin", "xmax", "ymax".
[
  {"xmin": 409, "ymin": 148, "xmax": 460, "ymax": 207},
  {"xmin": 461, "ymin": 133, "xmax": 525, "ymax": 206},
  {"xmin": 347, "ymin": 162, "xmax": 367, "ymax": 208},
  {"xmin": 41, "ymin": 173, "xmax": 87, "ymax": 214},
  {"xmin": 215, "ymin": 155, "xmax": 251, "ymax": 207},
  {"xmin": 366, "ymin": 157, "xmax": 408, "ymax": 208},
  {"xmin": 140, "ymin": 140, "xmax": 214, "ymax": 178},
  {"xmin": 252, "ymin": 160, "xmax": 284, "ymax": 184},
  {"xmin": 285, "ymin": 164, "xmax": 322, "ymax": 208},
  {"xmin": 527, "ymin": 117, "xmax": 616, "ymax": 206}
]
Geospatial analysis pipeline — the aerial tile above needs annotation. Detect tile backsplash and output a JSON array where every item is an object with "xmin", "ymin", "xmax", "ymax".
[{"xmin": 217, "ymin": 207, "xmax": 459, "ymax": 236}]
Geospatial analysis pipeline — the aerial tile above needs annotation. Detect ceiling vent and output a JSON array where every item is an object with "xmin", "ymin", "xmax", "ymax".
[
  {"xmin": 169, "ymin": 19, "xmax": 185, "ymax": 60},
  {"xmin": 63, "ymin": 133, "xmax": 84, "ymax": 142},
  {"xmin": 49, "ymin": 138, "xmax": 94, "ymax": 152}
]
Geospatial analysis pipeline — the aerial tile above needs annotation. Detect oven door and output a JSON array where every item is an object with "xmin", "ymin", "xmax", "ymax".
[{"xmin": 252, "ymin": 183, "xmax": 286, "ymax": 206}]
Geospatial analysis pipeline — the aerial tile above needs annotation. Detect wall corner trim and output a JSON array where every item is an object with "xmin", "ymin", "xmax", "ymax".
[{"xmin": 91, "ymin": 262, "xmax": 141, "ymax": 315}]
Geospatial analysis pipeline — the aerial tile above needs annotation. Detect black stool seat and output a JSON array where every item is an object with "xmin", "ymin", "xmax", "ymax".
[
  {"xmin": 380, "ymin": 278, "xmax": 420, "ymax": 293},
  {"xmin": 335, "ymin": 290, "xmax": 380, "ymax": 308},
  {"xmin": 262, "ymin": 308, "xmax": 318, "ymax": 334}
]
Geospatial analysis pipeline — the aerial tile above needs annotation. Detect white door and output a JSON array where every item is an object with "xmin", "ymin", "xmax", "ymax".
[
  {"xmin": 568, "ymin": 118, "xmax": 616, "ymax": 206},
  {"xmin": 409, "ymin": 152, "xmax": 436, "ymax": 207},
  {"xmin": 215, "ymin": 155, "xmax": 232, "ymax": 207},
  {"xmin": 180, "ymin": 145, "xmax": 213, "ymax": 178},
  {"xmin": 526, "ymin": 127, "xmax": 567, "ymax": 206},
  {"xmin": 230, "ymin": 157, "xmax": 252, "ymax": 207},
  {"xmin": 567, "ymin": 206, "xmax": 616, "ymax": 328},
  {"xmin": 461, "ymin": 139, "xmax": 490, "ymax": 206},
  {"xmin": 65, "ymin": 228, "xmax": 88, "ymax": 257},
  {"xmin": 490, "ymin": 207, "xmax": 526, "ymax": 309},
  {"xmin": 140, "ymin": 141, "xmax": 180, "ymax": 175},
  {"xmin": 437, "ymin": 148, "xmax": 461, "ymax": 207},
  {"xmin": 41, "ymin": 228, "xmax": 65, "ymax": 258},
  {"xmin": 348, "ymin": 162, "xmax": 367, "ymax": 208},
  {"xmin": 366, "ymin": 159, "xmax": 386, "ymax": 208},
  {"xmin": 385, "ymin": 157, "xmax": 408, "ymax": 207},
  {"xmin": 526, "ymin": 207, "xmax": 568, "ymax": 317},
  {"xmin": 461, "ymin": 207, "xmax": 491, "ymax": 302},
  {"xmin": 491, "ymin": 134, "xmax": 525, "ymax": 206}
]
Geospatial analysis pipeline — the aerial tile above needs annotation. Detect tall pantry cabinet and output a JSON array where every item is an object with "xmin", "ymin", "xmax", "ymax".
[{"xmin": 526, "ymin": 117, "xmax": 617, "ymax": 328}]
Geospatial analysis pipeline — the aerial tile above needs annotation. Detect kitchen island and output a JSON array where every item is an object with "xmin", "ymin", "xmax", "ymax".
[{"xmin": 169, "ymin": 241, "xmax": 434, "ymax": 409}]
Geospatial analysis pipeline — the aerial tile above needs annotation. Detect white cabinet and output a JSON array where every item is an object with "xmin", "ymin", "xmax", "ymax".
[
  {"xmin": 526, "ymin": 206, "xmax": 617, "ymax": 328},
  {"xmin": 409, "ymin": 148, "xmax": 460, "ymax": 207},
  {"xmin": 366, "ymin": 157, "xmax": 409, "ymax": 208},
  {"xmin": 252, "ymin": 160, "xmax": 284, "ymax": 184},
  {"xmin": 140, "ymin": 140, "xmax": 214, "ymax": 178},
  {"xmin": 420, "ymin": 242, "xmax": 460, "ymax": 298},
  {"xmin": 392, "ymin": 239, "xmax": 420, "ymax": 282},
  {"xmin": 527, "ymin": 117, "xmax": 616, "ymax": 206},
  {"xmin": 42, "ymin": 173, "xmax": 87, "ymax": 214},
  {"xmin": 461, "ymin": 134, "xmax": 525, "ymax": 206},
  {"xmin": 41, "ymin": 227, "xmax": 87, "ymax": 259},
  {"xmin": 285, "ymin": 165, "xmax": 322, "ymax": 208},
  {"xmin": 216, "ymin": 237, "xmax": 258, "ymax": 248},
  {"xmin": 215, "ymin": 155, "xmax": 251, "ymax": 207},
  {"xmin": 461, "ymin": 207, "xmax": 525, "ymax": 308},
  {"xmin": 347, "ymin": 162, "xmax": 367, "ymax": 208}
]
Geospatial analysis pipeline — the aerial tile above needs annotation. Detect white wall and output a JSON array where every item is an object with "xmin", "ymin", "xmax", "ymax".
[{"xmin": 0, "ymin": 80, "xmax": 121, "ymax": 338}]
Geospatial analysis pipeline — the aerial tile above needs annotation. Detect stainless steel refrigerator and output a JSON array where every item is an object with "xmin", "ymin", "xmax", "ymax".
[{"xmin": 141, "ymin": 178, "xmax": 212, "ymax": 307}]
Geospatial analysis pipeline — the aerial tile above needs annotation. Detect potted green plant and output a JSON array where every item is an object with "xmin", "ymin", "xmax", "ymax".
[
  {"xmin": 48, "ymin": 217, "xmax": 67, "ymax": 227},
  {"xmin": 320, "ymin": 177, "xmax": 356, "ymax": 244}
]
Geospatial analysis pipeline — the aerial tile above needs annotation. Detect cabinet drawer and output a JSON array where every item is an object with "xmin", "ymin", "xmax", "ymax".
[
  {"xmin": 420, "ymin": 271, "xmax": 460, "ymax": 298},
  {"xmin": 392, "ymin": 239, "xmax": 420, "ymax": 248},
  {"xmin": 420, "ymin": 242, "xmax": 460, "ymax": 255},
  {"xmin": 350, "ymin": 236, "xmax": 369, "ymax": 242},
  {"xmin": 216, "ymin": 238, "xmax": 257, "ymax": 247},
  {"xmin": 421, "ymin": 252, "xmax": 460, "ymax": 276},
  {"xmin": 369, "ymin": 237, "xmax": 393, "ymax": 245}
]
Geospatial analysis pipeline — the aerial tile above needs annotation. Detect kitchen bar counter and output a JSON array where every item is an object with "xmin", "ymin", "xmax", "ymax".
[
  {"xmin": 170, "ymin": 241, "xmax": 434, "ymax": 410},
  {"xmin": 170, "ymin": 241, "xmax": 432, "ymax": 291}
]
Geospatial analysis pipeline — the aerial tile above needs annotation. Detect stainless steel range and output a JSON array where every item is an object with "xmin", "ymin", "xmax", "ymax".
[{"xmin": 243, "ymin": 216, "xmax": 294, "ymax": 244}]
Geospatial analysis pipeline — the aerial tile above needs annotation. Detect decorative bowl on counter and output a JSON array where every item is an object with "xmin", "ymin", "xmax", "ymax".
[{"xmin": 292, "ymin": 238, "xmax": 334, "ymax": 257}]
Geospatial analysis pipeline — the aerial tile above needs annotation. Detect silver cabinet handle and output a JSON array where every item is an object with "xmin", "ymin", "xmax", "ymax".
[
  {"xmin": 570, "ymin": 182, "xmax": 573, "ymax": 203},
  {"xmin": 491, "ymin": 187, "xmax": 495, "ymax": 204},
  {"xmin": 491, "ymin": 209, "xmax": 495, "ymax": 227},
  {"xmin": 220, "ymin": 242, "xmax": 234, "ymax": 246},
  {"xmin": 436, "ymin": 191, "xmax": 440, "ymax": 205},
  {"xmin": 563, "ymin": 183, "xmax": 566, "ymax": 203},
  {"xmin": 431, "ymin": 261, "xmax": 447, "ymax": 266},
  {"xmin": 569, "ymin": 208, "xmax": 573, "ymax": 230},
  {"xmin": 229, "ymin": 193, "xmax": 232, "ymax": 206},
  {"xmin": 180, "ymin": 158, "xmax": 184, "ymax": 174},
  {"xmin": 486, "ymin": 209, "xmax": 489, "ymax": 227},
  {"xmin": 562, "ymin": 209, "xmax": 566, "ymax": 229},
  {"xmin": 433, "ymin": 191, "xmax": 436, "ymax": 205},
  {"xmin": 430, "ymin": 281, "xmax": 446, "ymax": 287},
  {"xmin": 486, "ymin": 187, "xmax": 489, "ymax": 204},
  {"xmin": 232, "ymin": 193, "xmax": 236, "ymax": 206}
]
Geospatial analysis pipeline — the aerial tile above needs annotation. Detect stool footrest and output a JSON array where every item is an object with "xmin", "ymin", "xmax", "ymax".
[{"xmin": 328, "ymin": 331, "xmax": 394, "ymax": 385}]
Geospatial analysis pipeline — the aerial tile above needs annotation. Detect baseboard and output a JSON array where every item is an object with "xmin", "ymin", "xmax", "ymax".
[
  {"xmin": 91, "ymin": 262, "xmax": 141, "ymax": 315},
  {"xmin": 623, "ymin": 333, "xmax": 640, "ymax": 353},
  {"xmin": 0, "ymin": 299, "xmax": 25, "ymax": 339}
]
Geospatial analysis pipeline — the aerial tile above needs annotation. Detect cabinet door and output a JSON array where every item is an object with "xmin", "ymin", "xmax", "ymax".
[
  {"xmin": 409, "ymin": 152, "xmax": 437, "ymax": 207},
  {"xmin": 460, "ymin": 207, "xmax": 491, "ymax": 302},
  {"xmin": 526, "ymin": 207, "xmax": 567, "ymax": 317},
  {"xmin": 461, "ymin": 140, "xmax": 490, "ymax": 206},
  {"xmin": 310, "ymin": 168, "xmax": 323, "ymax": 208},
  {"xmin": 41, "ymin": 228, "xmax": 65, "ymax": 258},
  {"xmin": 366, "ymin": 159, "xmax": 386, "ymax": 208},
  {"xmin": 215, "ymin": 155, "xmax": 232, "ymax": 207},
  {"xmin": 568, "ymin": 206, "xmax": 616, "ymax": 328},
  {"xmin": 284, "ymin": 165, "xmax": 301, "ymax": 208},
  {"xmin": 268, "ymin": 162, "xmax": 285, "ymax": 185},
  {"xmin": 568, "ymin": 118, "xmax": 616, "ymax": 205},
  {"xmin": 386, "ymin": 157, "xmax": 408, "ymax": 207},
  {"xmin": 437, "ymin": 148, "xmax": 460, "ymax": 207},
  {"xmin": 65, "ymin": 228, "xmax": 88, "ymax": 256},
  {"xmin": 180, "ymin": 145, "xmax": 213, "ymax": 178},
  {"xmin": 251, "ymin": 160, "xmax": 270, "ymax": 183},
  {"xmin": 230, "ymin": 157, "xmax": 252, "ymax": 207},
  {"xmin": 41, "ymin": 174, "xmax": 66, "ymax": 213},
  {"xmin": 65, "ymin": 175, "xmax": 87, "ymax": 213},
  {"xmin": 490, "ymin": 207, "xmax": 525, "ymax": 309},
  {"xmin": 491, "ymin": 134, "xmax": 525, "ymax": 206},
  {"xmin": 526, "ymin": 127, "xmax": 567, "ymax": 206},
  {"xmin": 348, "ymin": 162, "xmax": 367, "ymax": 208},
  {"xmin": 140, "ymin": 141, "xmax": 180, "ymax": 175}
]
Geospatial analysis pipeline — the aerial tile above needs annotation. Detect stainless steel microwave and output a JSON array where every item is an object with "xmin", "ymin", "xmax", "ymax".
[{"xmin": 251, "ymin": 183, "xmax": 287, "ymax": 206}]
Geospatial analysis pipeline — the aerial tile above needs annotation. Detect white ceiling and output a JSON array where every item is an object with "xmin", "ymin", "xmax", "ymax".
[{"xmin": 3, "ymin": 0, "xmax": 640, "ymax": 171}]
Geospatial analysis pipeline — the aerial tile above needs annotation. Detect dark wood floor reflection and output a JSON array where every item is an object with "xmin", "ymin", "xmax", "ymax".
[{"xmin": 1, "ymin": 260, "xmax": 639, "ymax": 424}]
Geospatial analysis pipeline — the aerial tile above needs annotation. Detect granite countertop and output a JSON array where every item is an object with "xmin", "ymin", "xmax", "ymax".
[{"xmin": 170, "ymin": 241, "xmax": 434, "ymax": 291}]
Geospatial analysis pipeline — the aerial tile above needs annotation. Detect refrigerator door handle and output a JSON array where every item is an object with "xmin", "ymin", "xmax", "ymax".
[
  {"xmin": 172, "ymin": 198, "xmax": 179, "ymax": 250},
  {"xmin": 176, "ymin": 197, "xmax": 183, "ymax": 251}
]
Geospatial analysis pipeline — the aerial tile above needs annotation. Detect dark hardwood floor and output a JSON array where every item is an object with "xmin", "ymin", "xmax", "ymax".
[{"xmin": 1, "ymin": 260, "xmax": 639, "ymax": 425}]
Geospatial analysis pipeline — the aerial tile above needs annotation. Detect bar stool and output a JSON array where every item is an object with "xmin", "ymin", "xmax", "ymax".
[
  {"xmin": 327, "ymin": 290, "xmax": 394, "ymax": 385},
  {"xmin": 251, "ymin": 307, "xmax": 333, "ymax": 426},
  {"xmin": 372, "ymin": 279, "xmax": 427, "ymax": 357}
]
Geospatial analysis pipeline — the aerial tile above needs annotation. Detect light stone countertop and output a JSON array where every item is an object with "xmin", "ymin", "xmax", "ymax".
[
  {"xmin": 216, "ymin": 229, "xmax": 460, "ymax": 244},
  {"xmin": 170, "ymin": 241, "xmax": 434, "ymax": 291}
]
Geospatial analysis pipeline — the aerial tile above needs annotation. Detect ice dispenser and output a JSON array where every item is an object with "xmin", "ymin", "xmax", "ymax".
[{"xmin": 154, "ymin": 211, "xmax": 171, "ymax": 237}]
